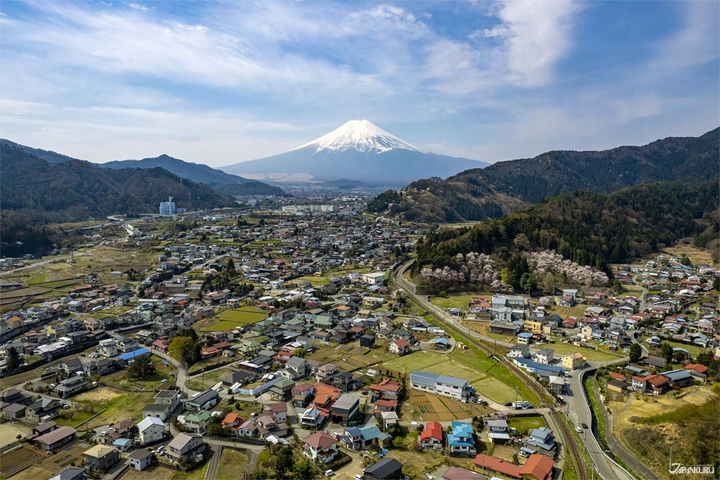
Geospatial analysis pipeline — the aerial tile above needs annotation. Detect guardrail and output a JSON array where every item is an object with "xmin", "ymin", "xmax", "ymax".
[{"xmin": 578, "ymin": 369, "xmax": 636, "ymax": 480}]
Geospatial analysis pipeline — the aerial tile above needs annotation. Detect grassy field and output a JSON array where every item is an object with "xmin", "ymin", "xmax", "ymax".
[
  {"xmin": 196, "ymin": 307, "xmax": 268, "ymax": 331},
  {"xmin": 102, "ymin": 356, "xmax": 175, "ymax": 390},
  {"xmin": 291, "ymin": 275, "xmax": 330, "ymax": 286},
  {"xmin": 430, "ymin": 294, "xmax": 486, "ymax": 311},
  {"xmin": 462, "ymin": 321, "xmax": 517, "ymax": 344},
  {"xmin": 507, "ymin": 415, "xmax": 546, "ymax": 435},
  {"xmin": 609, "ymin": 385, "xmax": 718, "ymax": 432},
  {"xmin": 471, "ymin": 377, "xmax": 519, "ymax": 404},
  {"xmin": 171, "ymin": 461, "xmax": 209, "ymax": 480},
  {"xmin": 69, "ymin": 387, "xmax": 155, "ymax": 428},
  {"xmin": 185, "ymin": 368, "xmax": 233, "ymax": 391},
  {"xmin": 659, "ymin": 243, "xmax": 715, "ymax": 266},
  {"xmin": 380, "ymin": 350, "xmax": 447, "ymax": 373},
  {"xmin": 610, "ymin": 385, "xmax": 720, "ymax": 480},
  {"xmin": 121, "ymin": 465, "xmax": 176, "ymax": 480},
  {"xmin": 543, "ymin": 341, "xmax": 625, "ymax": 362},
  {"xmin": 546, "ymin": 304, "xmax": 588, "ymax": 318},
  {"xmin": 660, "ymin": 340, "xmax": 708, "ymax": 358},
  {"xmin": 216, "ymin": 449, "xmax": 250, "ymax": 480}
]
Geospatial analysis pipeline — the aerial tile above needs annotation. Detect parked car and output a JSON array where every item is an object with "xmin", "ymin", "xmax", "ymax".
[
  {"xmin": 582, "ymin": 423, "xmax": 589, "ymax": 429},
  {"xmin": 325, "ymin": 470, "xmax": 335, "ymax": 477}
]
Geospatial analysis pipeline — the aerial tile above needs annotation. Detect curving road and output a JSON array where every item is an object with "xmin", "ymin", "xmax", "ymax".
[
  {"xmin": 393, "ymin": 260, "xmax": 635, "ymax": 480},
  {"xmin": 151, "ymin": 348, "xmax": 198, "ymax": 396}
]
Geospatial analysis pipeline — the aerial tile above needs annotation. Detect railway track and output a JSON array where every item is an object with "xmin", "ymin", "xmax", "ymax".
[
  {"xmin": 553, "ymin": 411, "xmax": 589, "ymax": 480},
  {"xmin": 392, "ymin": 260, "xmax": 590, "ymax": 480}
]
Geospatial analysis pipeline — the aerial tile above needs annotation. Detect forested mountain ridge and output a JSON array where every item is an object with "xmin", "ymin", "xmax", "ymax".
[
  {"xmin": 0, "ymin": 144, "xmax": 234, "ymax": 220},
  {"xmin": 415, "ymin": 180, "xmax": 719, "ymax": 281},
  {"xmin": 369, "ymin": 128, "xmax": 719, "ymax": 222},
  {"xmin": 0, "ymin": 139, "xmax": 285, "ymax": 196},
  {"xmin": 101, "ymin": 154, "xmax": 285, "ymax": 196}
]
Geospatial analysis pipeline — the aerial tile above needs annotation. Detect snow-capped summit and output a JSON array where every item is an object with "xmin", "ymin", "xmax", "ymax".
[
  {"xmin": 222, "ymin": 120, "xmax": 488, "ymax": 185},
  {"xmin": 294, "ymin": 119, "xmax": 423, "ymax": 154}
]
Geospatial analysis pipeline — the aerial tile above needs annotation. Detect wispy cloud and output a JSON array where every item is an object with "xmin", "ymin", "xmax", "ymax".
[
  {"xmin": 0, "ymin": 0, "xmax": 716, "ymax": 164},
  {"xmin": 126, "ymin": 3, "xmax": 148, "ymax": 12}
]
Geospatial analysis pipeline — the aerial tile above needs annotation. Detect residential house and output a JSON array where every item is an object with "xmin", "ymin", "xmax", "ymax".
[
  {"xmin": 409, "ymin": 371, "xmax": 471, "ymax": 400},
  {"xmin": 388, "ymin": 339, "xmax": 409, "ymax": 356},
  {"xmin": 167, "ymin": 433, "xmax": 205, "ymax": 466},
  {"xmin": 487, "ymin": 418, "xmax": 510, "ymax": 443},
  {"xmin": 32, "ymin": 426, "xmax": 76, "ymax": 453},
  {"xmin": 281, "ymin": 357, "xmax": 307, "ymax": 380},
  {"xmin": 48, "ymin": 467, "xmax": 87, "ymax": 480},
  {"xmin": 137, "ymin": 417, "xmax": 165, "ymax": 445},
  {"xmin": 331, "ymin": 394, "xmax": 360, "ymax": 425},
  {"xmin": 447, "ymin": 421, "xmax": 475, "ymax": 455},
  {"xmin": 533, "ymin": 348, "xmax": 554, "ymax": 364},
  {"xmin": 363, "ymin": 457, "xmax": 404, "ymax": 480},
  {"xmin": 128, "ymin": 449, "xmax": 153, "ymax": 471},
  {"xmin": 303, "ymin": 432, "xmax": 339, "ymax": 464},
  {"xmin": 561, "ymin": 353, "xmax": 586, "ymax": 370},
  {"xmin": 83, "ymin": 445, "xmax": 120, "ymax": 473},
  {"xmin": 419, "ymin": 421, "xmax": 443, "ymax": 450},
  {"xmin": 343, "ymin": 425, "xmax": 392, "ymax": 451},
  {"xmin": 185, "ymin": 389, "xmax": 219, "ymax": 411},
  {"xmin": 184, "ymin": 411, "xmax": 211, "ymax": 434},
  {"xmin": 265, "ymin": 402, "xmax": 288, "ymax": 423}
]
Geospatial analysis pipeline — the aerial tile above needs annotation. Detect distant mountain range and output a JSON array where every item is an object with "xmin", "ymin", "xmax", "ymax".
[
  {"xmin": 222, "ymin": 120, "xmax": 488, "ymax": 186},
  {"xmin": 0, "ymin": 143, "xmax": 234, "ymax": 220},
  {"xmin": 0, "ymin": 139, "xmax": 284, "ymax": 197},
  {"xmin": 369, "ymin": 127, "xmax": 719, "ymax": 222}
]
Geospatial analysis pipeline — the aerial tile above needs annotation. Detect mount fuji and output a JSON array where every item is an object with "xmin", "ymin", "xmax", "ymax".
[{"xmin": 222, "ymin": 120, "xmax": 488, "ymax": 186}]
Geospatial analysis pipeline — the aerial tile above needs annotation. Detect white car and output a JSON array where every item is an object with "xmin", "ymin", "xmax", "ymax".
[
  {"xmin": 325, "ymin": 469, "xmax": 335, "ymax": 477},
  {"xmin": 355, "ymin": 475, "xmax": 363, "ymax": 480}
]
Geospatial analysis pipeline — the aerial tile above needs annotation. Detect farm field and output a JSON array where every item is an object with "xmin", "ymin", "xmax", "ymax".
[
  {"xmin": 401, "ymin": 388, "xmax": 492, "ymax": 422},
  {"xmin": 546, "ymin": 304, "xmax": 588, "ymax": 318},
  {"xmin": 387, "ymin": 447, "xmax": 445, "ymax": 479},
  {"xmin": 0, "ymin": 423, "xmax": 29, "ymax": 447}
]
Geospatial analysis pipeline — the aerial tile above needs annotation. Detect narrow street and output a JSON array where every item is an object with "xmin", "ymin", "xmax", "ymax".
[{"xmin": 393, "ymin": 260, "xmax": 635, "ymax": 480}]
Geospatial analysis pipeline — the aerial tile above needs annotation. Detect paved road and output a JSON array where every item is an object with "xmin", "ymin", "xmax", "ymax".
[
  {"xmin": 562, "ymin": 367, "xmax": 634, "ymax": 480},
  {"xmin": 395, "ymin": 261, "xmax": 515, "ymax": 348},
  {"xmin": 151, "ymin": 348, "xmax": 198, "ymax": 396},
  {"xmin": 394, "ymin": 260, "xmax": 636, "ymax": 480}
]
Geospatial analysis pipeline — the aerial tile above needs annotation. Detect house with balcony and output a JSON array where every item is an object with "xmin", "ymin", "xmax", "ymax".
[{"xmin": 303, "ymin": 432, "xmax": 339, "ymax": 464}]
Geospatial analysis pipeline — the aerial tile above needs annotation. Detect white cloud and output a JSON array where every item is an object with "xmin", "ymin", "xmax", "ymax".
[
  {"xmin": 650, "ymin": 1, "xmax": 719, "ymax": 70},
  {"xmin": 127, "ymin": 3, "xmax": 148, "ymax": 12},
  {"xmin": 483, "ymin": 0, "xmax": 581, "ymax": 87},
  {"xmin": 0, "ymin": 99, "xmax": 307, "ymax": 165}
]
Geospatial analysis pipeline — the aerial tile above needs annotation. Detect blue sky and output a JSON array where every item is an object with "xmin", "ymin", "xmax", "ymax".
[{"xmin": 0, "ymin": 0, "xmax": 718, "ymax": 167}]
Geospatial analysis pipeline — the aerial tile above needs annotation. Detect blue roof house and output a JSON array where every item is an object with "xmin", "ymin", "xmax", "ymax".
[
  {"xmin": 447, "ymin": 421, "xmax": 475, "ymax": 455},
  {"xmin": 113, "ymin": 438, "xmax": 132, "ymax": 452}
]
